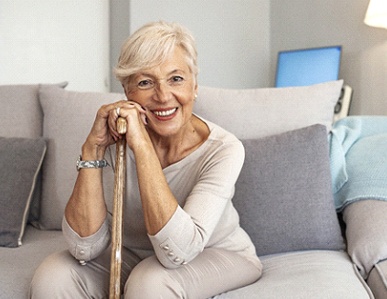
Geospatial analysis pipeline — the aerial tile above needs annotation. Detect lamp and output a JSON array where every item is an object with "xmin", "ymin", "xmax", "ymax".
[{"xmin": 364, "ymin": 0, "xmax": 387, "ymax": 29}]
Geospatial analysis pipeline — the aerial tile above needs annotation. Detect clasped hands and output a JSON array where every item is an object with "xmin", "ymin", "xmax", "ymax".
[
  {"xmin": 86, "ymin": 100, "xmax": 149, "ymax": 154},
  {"xmin": 109, "ymin": 100, "xmax": 148, "ymax": 138}
]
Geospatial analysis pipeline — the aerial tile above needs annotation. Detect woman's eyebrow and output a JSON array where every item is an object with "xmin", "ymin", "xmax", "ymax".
[
  {"xmin": 138, "ymin": 69, "xmax": 187, "ymax": 78},
  {"xmin": 168, "ymin": 69, "xmax": 188, "ymax": 75}
]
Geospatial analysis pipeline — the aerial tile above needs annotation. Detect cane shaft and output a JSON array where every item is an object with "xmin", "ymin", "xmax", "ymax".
[{"xmin": 109, "ymin": 117, "xmax": 127, "ymax": 299}]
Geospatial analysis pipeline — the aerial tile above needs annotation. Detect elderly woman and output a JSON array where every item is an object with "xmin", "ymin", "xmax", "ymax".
[{"xmin": 30, "ymin": 21, "xmax": 262, "ymax": 298}]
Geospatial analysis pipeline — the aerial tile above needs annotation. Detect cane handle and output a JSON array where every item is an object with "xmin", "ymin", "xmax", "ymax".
[{"xmin": 117, "ymin": 117, "xmax": 127, "ymax": 134}]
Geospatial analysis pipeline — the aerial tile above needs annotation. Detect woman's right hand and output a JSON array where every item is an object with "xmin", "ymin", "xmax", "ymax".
[
  {"xmin": 83, "ymin": 98, "xmax": 148, "ymax": 160},
  {"xmin": 82, "ymin": 101, "xmax": 124, "ymax": 160}
]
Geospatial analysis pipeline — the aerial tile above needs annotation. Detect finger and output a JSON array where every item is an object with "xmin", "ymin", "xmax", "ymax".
[
  {"xmin": 105, "ymin": 101, "xmax": 130, "ymax": 140},
  {"xmin": 131, "ymin": 103, "xmax": 148, "ymax": 125},
  {"xmin": 108, "ymin": 107, "xmax": 121, "ymax": 139},
  {"xmin": 120, "ymin": 101, "xmax": 148, "ymax": 125},
  {"xmin": 140, "ymin": 113, "xmax": 148, "ymax": 126},
  {"xmin": 120, "ymin": 100, "xmax": 146, "ymax": 114}
]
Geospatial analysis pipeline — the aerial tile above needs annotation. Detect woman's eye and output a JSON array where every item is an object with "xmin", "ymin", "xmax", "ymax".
[
  {"xmin": 170, "ymin": 76, "xmax": 184, "ymax": 84},
  {"xmin": 138, "ymin": 79, "xmax": 153, "ymax": 89}
]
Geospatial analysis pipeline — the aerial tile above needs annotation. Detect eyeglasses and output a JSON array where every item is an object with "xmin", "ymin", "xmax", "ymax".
[{"xmin": 135, "ymin": 75, "xmax": 189, "ymax": 91}]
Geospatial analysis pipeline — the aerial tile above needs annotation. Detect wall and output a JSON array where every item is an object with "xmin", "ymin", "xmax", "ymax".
[
  {"xmin": 270, "ymin": 0, "xmax": 387, "ymax": 116},
  {"xmin": 1, "ymin": 1, "xmax": 385, "ymax": 116},
  {"xmin": 110, "ymin": 0, "xmax": 130, "ymax": 93},
  {"xmin": 0, "ymin": 0, "xmax": 110, "ymax": 92},
  {"xmin": 112, "ymin": 0, "xmax": 271, "ymax": 91}
]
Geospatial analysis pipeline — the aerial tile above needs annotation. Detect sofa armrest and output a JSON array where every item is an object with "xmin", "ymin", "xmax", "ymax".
[{"xmin": 343, "ymin": 199, "xmax": 387, "ymax": 279}]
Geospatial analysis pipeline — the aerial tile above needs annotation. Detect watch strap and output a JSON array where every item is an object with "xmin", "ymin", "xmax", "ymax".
[{"xmin": 76, "ymin": 155, "xmax": 109, "ymax": 171}]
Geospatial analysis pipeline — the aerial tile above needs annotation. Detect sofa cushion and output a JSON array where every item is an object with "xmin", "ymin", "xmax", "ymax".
[
  {"xmin": 0, "ymin": 225, "xmax": 66, "ymax": 298},
  {"xmin": 233, "ymin": 124, "xmax": 345, "ymax": 256},
  {"xmin": 218, "ymin": 251, "xmax": 373, "ymax": 298},
  {"xmin": 194, "ymin": 80, "xmax": 343, "ymax": 140},
  {"xmin": 343, "ymin": 199, "xmax": 387, "ymax": 278},
  {"xmin": 0, "ymin": 137, "xmax": 46, "ymax": 247},
  {"xmin": 38, "ymin": 85, "xmax": 122, "ymax": 229}
]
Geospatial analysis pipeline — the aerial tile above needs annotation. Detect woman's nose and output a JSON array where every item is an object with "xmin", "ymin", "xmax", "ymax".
[{"xmin": 153, "ymin": 82, "xmax": 172, "ymax": 103}]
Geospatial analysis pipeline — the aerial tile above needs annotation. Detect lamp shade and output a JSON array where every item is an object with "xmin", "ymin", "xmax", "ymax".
[{"xmin": 364, "ymin": 0, "xmax": 387, "ymax": 29}]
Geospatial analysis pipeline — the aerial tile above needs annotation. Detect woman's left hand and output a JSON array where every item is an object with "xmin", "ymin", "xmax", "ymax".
[{"xmin": 107, "ymin": 100, "xmax": 149, "ymax": 149}]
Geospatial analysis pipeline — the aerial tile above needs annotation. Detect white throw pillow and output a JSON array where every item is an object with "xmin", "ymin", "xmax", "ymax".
[
  {"xmin": 38, "ymin": 86, "xmax": 122, "ymax": 229},
  {"xmin": 195, "ymin": 80, "xmax": 343, "ymax": 139}
]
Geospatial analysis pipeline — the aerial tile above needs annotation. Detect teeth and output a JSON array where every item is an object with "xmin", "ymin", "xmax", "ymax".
[{"xmin": 153, "ymin": 108, "xmax": 177, "ymax": 117}]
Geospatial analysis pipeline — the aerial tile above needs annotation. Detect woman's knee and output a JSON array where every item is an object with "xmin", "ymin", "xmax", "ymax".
[
  {"xmin": 29, "ymin": 250, "xmax": 79, "ymax": 298},
  {"xmin": 124, "ymin": 256, "xmax": 183, "ymax": 299}
]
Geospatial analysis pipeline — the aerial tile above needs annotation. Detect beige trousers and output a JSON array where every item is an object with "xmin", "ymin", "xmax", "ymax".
[{"xmin": 29, "ymin": 247, "xmax": 262, "ymax": 299}]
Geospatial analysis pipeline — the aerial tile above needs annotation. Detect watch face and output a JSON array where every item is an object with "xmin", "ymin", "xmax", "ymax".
[{"xmin": 76, "ymin": 156, "xmax": 82, "ymax": 171}]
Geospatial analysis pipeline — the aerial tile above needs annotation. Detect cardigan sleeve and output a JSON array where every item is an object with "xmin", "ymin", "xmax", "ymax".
[
  {"xmin": 62, "ymin": 216, "xmax": 111, "ymax": 262},
  {"xmin": 148, "ymin": 139, "xmax": 245, "ymax": 269}
]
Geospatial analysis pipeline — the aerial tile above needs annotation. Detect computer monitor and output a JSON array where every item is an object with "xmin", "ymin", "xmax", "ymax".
[{"xmin": 275, "ymin": 46, "xmax": 342, "ymax": 88}]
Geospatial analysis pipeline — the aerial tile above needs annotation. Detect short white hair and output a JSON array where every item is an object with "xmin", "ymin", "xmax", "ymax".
[{"xmin": 114, "ymin": 21, "xmax": 198, "ymax": 86}]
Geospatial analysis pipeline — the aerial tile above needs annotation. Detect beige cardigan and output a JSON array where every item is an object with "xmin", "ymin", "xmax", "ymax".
[{"xmin": 63, "ymin": 119, "xmax": 258, "ymax": 269}]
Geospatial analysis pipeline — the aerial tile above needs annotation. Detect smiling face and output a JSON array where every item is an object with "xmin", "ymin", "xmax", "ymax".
[{"xmin": 124, "ymin": 46, "xmax": 198, "ymax": 139}]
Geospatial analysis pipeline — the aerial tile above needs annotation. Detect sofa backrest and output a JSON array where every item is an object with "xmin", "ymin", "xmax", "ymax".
[
  {"xmin": 0, "ymin": 84, "xmax": 43, "ymax": 138},
  {"xmin": 0, "ymin": 80, "xmax": 343, "ymax": 237},
  {"xmin": 0, "ymin": 83, "xmax": 67, "ymax": 230},
  {"xmin": 195, "ymin": 80, "xmax": 343, "ymax": 139}
]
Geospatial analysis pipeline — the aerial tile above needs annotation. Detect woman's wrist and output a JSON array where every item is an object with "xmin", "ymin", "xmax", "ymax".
[{"xmin": 81, "ymin": 141, "xmax": 106, "ymax": 161}]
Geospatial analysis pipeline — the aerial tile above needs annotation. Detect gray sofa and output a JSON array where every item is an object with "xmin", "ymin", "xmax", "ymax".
[{"xmin": 1, "ymin": 80, "xmax": 386, "ymax": 298}]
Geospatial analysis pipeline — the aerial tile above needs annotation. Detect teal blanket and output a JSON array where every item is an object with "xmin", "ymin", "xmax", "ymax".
[{"xmin": 329, "ymin": 116, "xmax": 387, "ymax": 211}]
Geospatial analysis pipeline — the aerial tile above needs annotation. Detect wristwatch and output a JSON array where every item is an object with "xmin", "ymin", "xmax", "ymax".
[{"xmin": 76, "ymin": 155, "xmax": 109, "ymax": 171}]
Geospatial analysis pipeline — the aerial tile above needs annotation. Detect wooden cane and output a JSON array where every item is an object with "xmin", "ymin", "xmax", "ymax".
[{"xmin": 109, "ymin": 117, "xmax": 127, "ymax": 299}]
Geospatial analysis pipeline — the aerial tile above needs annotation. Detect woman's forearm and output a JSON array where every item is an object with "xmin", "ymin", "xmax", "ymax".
[
  {"xmin": 64, "ymin": 143, "xmax": 108, "ymax": 237},
  {"xmin": 133, "ymin": 141, "xmax": 178, "ymax": 236}
]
